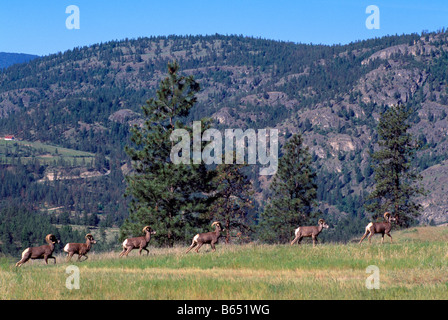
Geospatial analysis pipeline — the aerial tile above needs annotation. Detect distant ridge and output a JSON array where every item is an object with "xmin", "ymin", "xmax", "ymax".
[{"xmin": 0, "ymin": 52, "xmax": 39, "ymax": 69}]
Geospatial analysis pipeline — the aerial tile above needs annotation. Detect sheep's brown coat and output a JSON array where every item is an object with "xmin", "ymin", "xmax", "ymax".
[
  {"xmin": 119, "ymin": 226, "xmax": 156, "ymax": 257},
  {"xmin": 359, "ymin": 212, "xmax": 397, "ymax": 244},
  {"xmin": 15, "ymin": 234, "xmax": 60, "ymax": 267},
  {"xmin": 290, "ymin": 219, "xmax": 329, "ymax": 247},
  {"xmin": 186, "ymin": 221, "xmax": 223, "ymax": 253},
  {"xmin": 64, "ymin": 234, "xmax": 97, "ymax": 261}
]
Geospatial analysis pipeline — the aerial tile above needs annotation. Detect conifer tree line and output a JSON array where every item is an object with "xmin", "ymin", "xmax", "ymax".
[
  {"xmin": 120, "ymin": 62, "xmax": 427, "ymax": 247},
  {"xmin": 0, "ymin": 61, "xmax": 428, "ymax": 256},
  {"xmin": 1, "ymin": 32, "xmax": 443, "ymax": 254}
]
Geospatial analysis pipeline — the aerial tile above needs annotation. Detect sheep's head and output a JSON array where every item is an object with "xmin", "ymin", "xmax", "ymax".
[
  {"xmin": 45, "ymin": 234, "xmax": 59, "ymax": 244},
  {"xmin": 384, "ymin": 212, "xmax": 397, "ymax": 222},
  {"xmin": 211, "ymin": 221, "xmax": 222, "ymax": 231},
  {"xmin": 318, "ymin": 219, "xmax": 329, "ymax": 229},
  {"xmin": 85, "ymin": 234, "xmax": 97, "ymax": 244},
  {"xmin": 143, "ymin": 226, "xmax": 156, "ymax": 235}
]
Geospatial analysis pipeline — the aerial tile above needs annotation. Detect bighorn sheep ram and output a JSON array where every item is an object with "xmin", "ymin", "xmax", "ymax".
[
  {"xmin": 290, "ymin": 219, "xmax": 329, "ymax": 247},
  {"xmin": 15, "ymin": 234, "xmax": 60, "ymax": 267},
  {"xmin": 359, "ymin": 212, "xmax": 397, "ymax": 244},
  {"xmin": 119, "ymin": 226, "xmax": 156, "ymax": 257},
  {"xmin": 186, "ymin": 221, "xmax": 223, "ymax": 253},
  {"xmin": 64, "ymin": 234, "xmax": 97, "ymax": 261}
]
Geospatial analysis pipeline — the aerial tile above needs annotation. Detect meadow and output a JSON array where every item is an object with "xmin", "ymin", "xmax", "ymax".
[
  {"xmin": 1, "ymin": 226, "xmax": 447, "ymax": 300},
  {"xmin": 0, "ymin": 139, "xmax": 95, "ymax": 166}
]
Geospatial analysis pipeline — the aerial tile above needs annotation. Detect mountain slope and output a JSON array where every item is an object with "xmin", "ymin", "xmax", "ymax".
[{"xmin": 0, "ymin": 32, "xmax": 448, "ymax": 230}]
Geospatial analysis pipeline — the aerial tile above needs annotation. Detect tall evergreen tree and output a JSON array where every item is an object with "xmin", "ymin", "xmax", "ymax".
[
  {"xmin": 364, "ymin": 104, "xmax": 426, "ymax": 227},
  {"xmin": 121, "ymin": 62, "xmax": 211, "ymax": 247},
  {"xmin": 207, "ymin": 156, "xmax": 255, "ymax": 243},
  {"xmin": 259, "ymin": 133, "xmax": 317, "ymax": 243}
]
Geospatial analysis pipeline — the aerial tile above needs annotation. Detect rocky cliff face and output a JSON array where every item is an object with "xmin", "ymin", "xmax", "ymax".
[{"xmin": 417, "ymin": 160, "xmax": 448, "ymax": 224}]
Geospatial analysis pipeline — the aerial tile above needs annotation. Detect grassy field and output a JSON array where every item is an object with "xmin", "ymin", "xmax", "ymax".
[
  {"xmin": 0, "ymin": 139, "xmax": 95, "ymax": 166},
  {"xmin": 1, "ymin": 226, "xmax": 447, "ymax": 300}
]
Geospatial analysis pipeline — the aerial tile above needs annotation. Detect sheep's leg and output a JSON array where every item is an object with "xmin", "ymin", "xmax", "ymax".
[
  {"xmin": 142, "ymin": 248, "xmax": 149, "ymax": 255},
  {"xmin": 312, "ymin": 236, "xmax": 318, "ymax": 247},
  {"xmin": 359, "ymin": 231, "xmax": 369, "ymax": 244},
  {"xmin": 124, "ymin": 247, "xmax": 133, "ymax": 257},
  {"xmin": 118, "ymin": 247, "xmax": 127, "ymax": 257},
  {"xmin": 210, "ymin": 242, "xmax": 216, "ymax": 252},
  {"xmin": 290, "ymin": 236, "xmax": 300, "ymax": 245},
  {"xmin": 77, "ymin": 254, "xmax": 89, "ymax": 262},
  {"xmin": 67, "ymin": 252, "xmax": 74, "ymax": 262},
  {"xmin": 15, "ymin": 255, "xmax": 29, "ymax": 267},
  {"xmin": 186, "ymin": 241, "xmax": 197, "ymax": 253},
  {"xmin": 368, "ymin": 232, "xmax": 374, "ymax": 244},
  {"xmin": 15, "ymin": 260, "xmax": 25, "ymax": 267},
  {"xmin": 195, "ymin": 242, "xmax": 204, "ymax": 253},
  {"xmin": 48, "ymin": 255, "xmax": 56, "ymax": 264},
  {"xmin": 381, "ymin": 233, "xmax": 385, "ymax": 244},
  {"xmin": 386, "ymin": 233, "xmax": 393, "ymax": 243}
]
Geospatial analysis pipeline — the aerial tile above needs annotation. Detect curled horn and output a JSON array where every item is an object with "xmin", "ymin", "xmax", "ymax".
[
  {"xmin": 85, "ymin": 233, "xmax": 93, "ymax": 239},
  {"xmin": 142, "ymin": 226, "xmax": 151, "ymax": 233},
  {"xmin": 45, "ymin": 234, "xmax": 56, "ymax": 244},
  {"xmin": 211, "ymin": 221, "xmax": 220, "ymax": 227},
  {"xmin": 384, "ymin": 212, "xmax": 391, "ymax": 219},
  {"xmin": 318, "ymin": 219, "xmax": 325, "ymax": 224}
]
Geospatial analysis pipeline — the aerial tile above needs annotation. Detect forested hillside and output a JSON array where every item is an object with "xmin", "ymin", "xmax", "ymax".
[{"xmin": 1, "ymin": 30, "xmax": 448, "ymax": 253}]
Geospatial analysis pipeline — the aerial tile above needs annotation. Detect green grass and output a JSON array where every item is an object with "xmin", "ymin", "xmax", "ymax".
[
  {"xmin": 0, "ymin": 139, "xmax": 95, "ymax": 165},
  {"xmin": 1, "ymin": 227, "xmax": 448, "ymax": 300}
]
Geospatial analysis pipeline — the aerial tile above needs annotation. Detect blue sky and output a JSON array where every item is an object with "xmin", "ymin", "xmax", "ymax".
[{"xmin": 1, "ymin": 0, "xmax": 448, "ymax": 56}]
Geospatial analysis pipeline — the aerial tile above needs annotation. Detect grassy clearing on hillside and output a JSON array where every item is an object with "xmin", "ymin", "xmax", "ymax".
[
  {"xmin": 1, "ymin": 227, "xmax": 447, "ymax": 300},
  {"xmin": 0, "ymin": 139, "xmax": 95, "ymax": 165}
]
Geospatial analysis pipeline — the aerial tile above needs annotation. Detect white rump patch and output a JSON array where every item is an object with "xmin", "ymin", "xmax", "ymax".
[
  {"xmin": 123, "ymin": 239, "xmax": 128, "ymax": 247},
  {"xmin": 193, "ymin": 234, "xmax": 199, "ymax": 242},
  {"xmin": 294, "ymin": 227, "xmax": 301, "ymax": 236},
  {"xmin": 22, "ymin": 248, "xmax": 30, "ymax": 257},
  {"xmin": 63, "ymin": 244, "xmax": 70, "ymax": 252}
]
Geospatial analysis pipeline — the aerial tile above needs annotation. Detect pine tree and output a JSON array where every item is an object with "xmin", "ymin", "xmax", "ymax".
[
  {"xmin": 259, "ymin": 133, "xmax": 317, "ymax": 243},
  {"xmin": 364, "ymin": 104, "xmax": 426, "ymax": 227},
  {"xmin": 121, "ymin": 62, "xmax": 211, "ymax": 247},
  {"xmin": 207, "ymin": 156, "xmax": 255, "ymax": 243}
]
